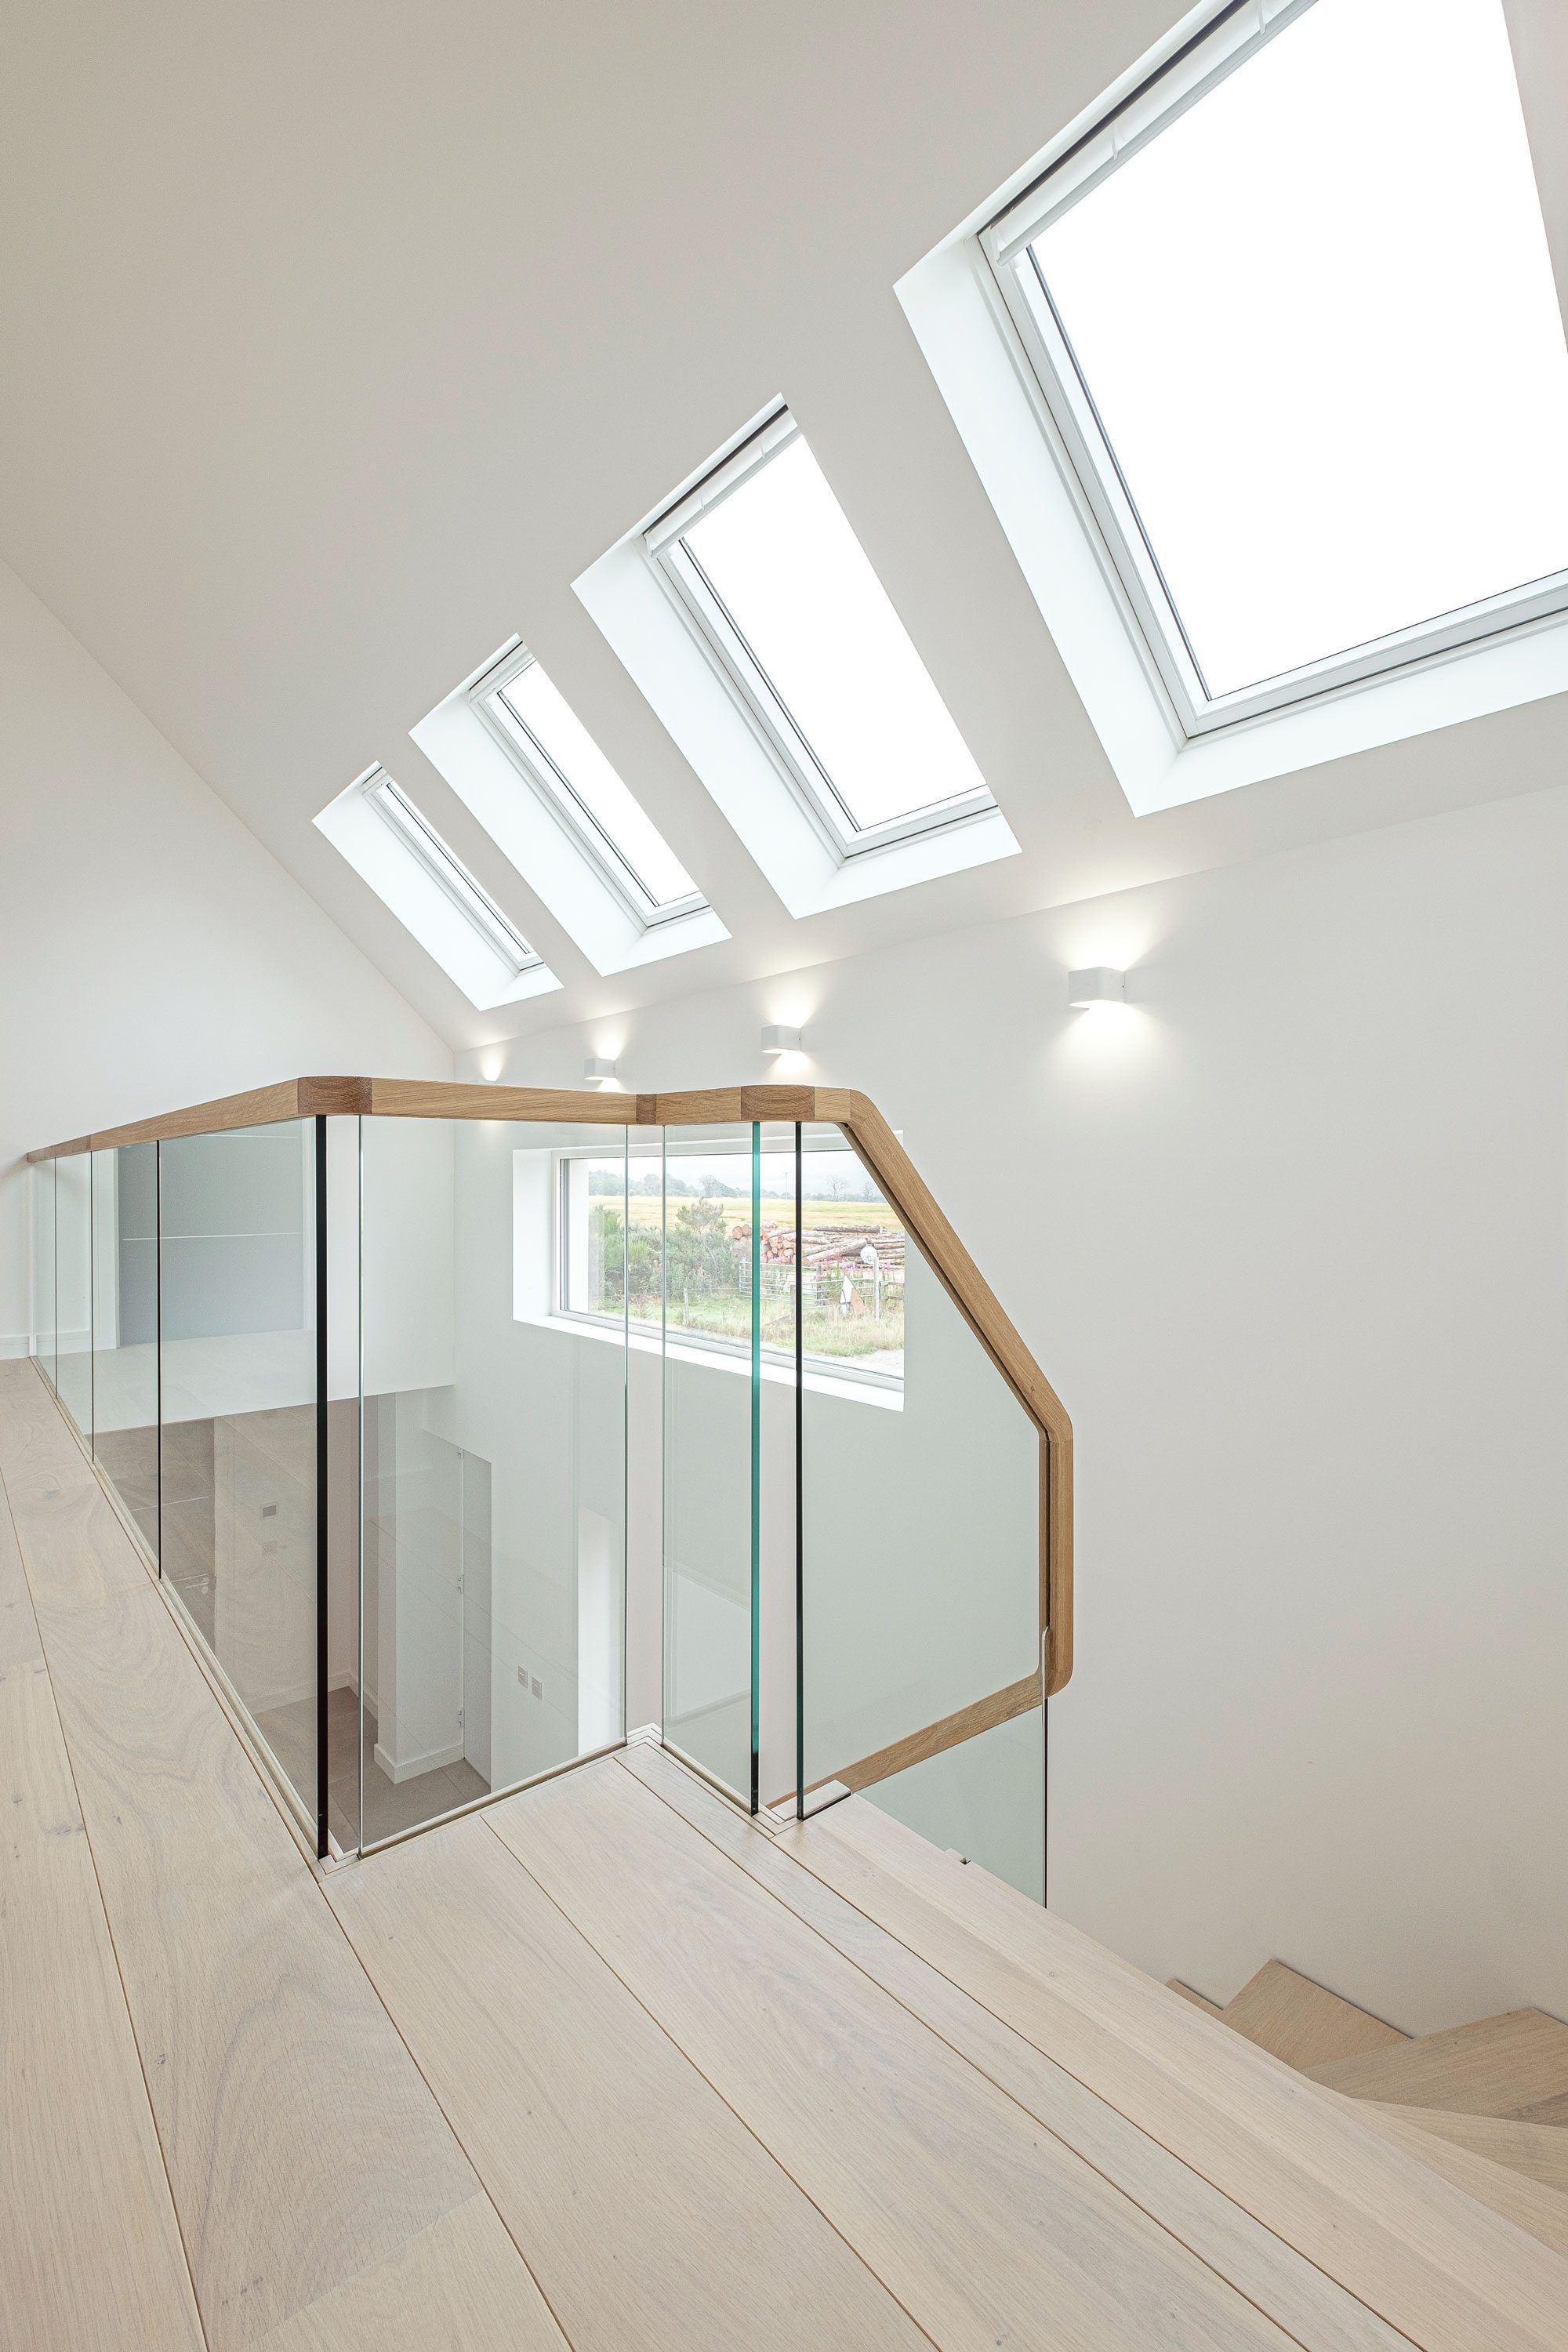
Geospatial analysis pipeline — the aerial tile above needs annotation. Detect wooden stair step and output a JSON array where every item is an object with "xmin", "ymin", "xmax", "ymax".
[
  {"xmin": 1308, "ymin": 2009, "xmax": 1568, "ymax": 2118},
  {"xmin": 1369, "ymin": 2105, "xmax": 1568, "ymax": 2199},
  {"xmin": 1221, "ymin": 1962, "xmax": 1407, "ymax": 2072},
  {"xmin": 1359, "ymin": 2103, "xmax": 1568, "ymax": 2262},
  {"xmin": 1166, "ymin": 1980, "xmax": 1223, "ymax": 2017}
]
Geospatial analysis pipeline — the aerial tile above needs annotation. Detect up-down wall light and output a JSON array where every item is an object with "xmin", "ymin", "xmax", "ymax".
[{"xmin": 1066, "ymin": 967, "xmax": 1126, "ymax": 1007}]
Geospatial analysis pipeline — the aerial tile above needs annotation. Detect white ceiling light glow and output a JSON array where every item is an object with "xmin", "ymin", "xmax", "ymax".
[{"xmin": 984, "ymin": 0, "xmax": 1568, "ymax": 731}]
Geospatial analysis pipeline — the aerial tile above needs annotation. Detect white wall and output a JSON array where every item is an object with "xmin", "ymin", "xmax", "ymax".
[
  {"xmin": 0, "ymin": 556, "xmax": 450, "ymax": 1355},
  {"xmin": 462, "ymin": 777, "xmax": 1568, "ymax": 2035}
]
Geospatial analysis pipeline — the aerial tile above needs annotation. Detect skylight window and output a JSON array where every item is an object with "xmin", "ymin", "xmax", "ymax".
[
  {"xmin": 314, "ymin": 766, "xmax": 557, "ymax": 1011},
  {"xmin": 473, "ymin": 648, "xmax": 704, "ymax": 927},
  {"xmin": 983, "ymin": 0, "xmax": 1568, "ymax": 729},
  {"xmin": 645, "ymin": 412, "xmax": 994, "ymax": 856}
]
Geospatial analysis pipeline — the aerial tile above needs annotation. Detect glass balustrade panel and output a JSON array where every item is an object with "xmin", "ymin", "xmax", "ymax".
[
  {"xmin": 355, "ymin": 1114, "xmax": 628, "ymax": 1852},
  {"xmin": 31, "ymin": 1159, "xmax": 56, "ymax": 1392},
  {"xmin": 661, "ymin": 1120, "xmax": 762, "ymax": 1807},
  {"xmin": 158, "ymin": 1120, "xmax": 321, "ymax": 1838},
  {"xmin": 797, "ymin": 1121, "xmax": 1044, "ymax": 1896},
  {"xmin": 54, "ymin": 1151, "xmax": 93, "ymax": 1441},
  {"xmin": 91, "ymin": 1142, "xmax": 160, "ymax": 1561}
]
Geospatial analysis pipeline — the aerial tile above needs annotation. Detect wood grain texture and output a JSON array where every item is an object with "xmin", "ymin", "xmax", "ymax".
[
  {"xmin": 1308, "ymin": 2010, "xmax": 1568, "ymax": 2118},
  {"xmin": 625, "ymin": 1745, "xmax": 1410, "ymax": 2352},
  {"xmin": 0, "ymin": 1490, "xmax": 206, "ymax": 2352},
  {"xmin": 819, "ymin": 1668, "xmax": 1043, "ymax": 1798},
  {"xmin": 5, "ymin": 1443, "xmax": 490, "ymax": 2350},
  {"xmin": 1361, "ymin": 2107, "xmax": 1568, "ymax": 2261},
  {"xmin": 782, "ymin": 1794, "xmax": 1568, "ymax": 2352},
  {"xmin": 367, "ymin": 1077, "xmax": 640, "ymax": 1124},
  {"xmin": 89, "ymin": 1080, "xmax": 313, "ymax": 1151},
  {"xmin": 1221, "ymin": 1961, "xmax": 1409, "ymax": 2071},
  {"xmin": 651, "ymin": 1085, "xmax": 819, "ymax": 1123},
  {"xmin": 1367, "ymin": 2106, "xmax": 1568, "ymax": 2198},
  {"xmin": 250, "ymin": 2195, "xmax": 566, "ymax": 2352},
  {"xmin": 488, "ymin": 1756, "xmax": 1310, "ymax": 2352},
  {"xmin": 1170, "ymin": 1981, "xmax": 1226, "ymax": 2017},
  {"xmin": 331, "ymin": 1808, "xmax": 927, "ymax": 2352}
]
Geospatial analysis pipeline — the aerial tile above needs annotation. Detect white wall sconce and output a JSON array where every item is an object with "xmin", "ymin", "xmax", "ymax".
[
  {"xmin": 583, "ymin": 1056, "xmax": 619, "ymax": 1086},
  {"xmin": 1066, "ymin": 967, "xmax": 1126, "ymax": 1008},
  {"xmin": 761, "ymin": 1025, "xmax": 804, "ymax": 1054}
]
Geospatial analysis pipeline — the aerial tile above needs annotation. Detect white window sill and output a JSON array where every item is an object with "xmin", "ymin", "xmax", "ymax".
[{"xmin": 517, "ymin": 1305, "xmax": 903, "ymax": 1410}]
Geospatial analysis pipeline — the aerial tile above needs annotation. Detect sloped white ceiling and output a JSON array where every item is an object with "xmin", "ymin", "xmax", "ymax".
[{"xmin": 2, "ymin": 0, "xmax": 1566, "ymax": 1048}]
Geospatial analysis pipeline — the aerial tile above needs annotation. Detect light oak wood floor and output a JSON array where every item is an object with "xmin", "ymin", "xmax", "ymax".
[{"xmin": 3, "ymin": 1356, "xmax": 1565, "ymax": 2352}]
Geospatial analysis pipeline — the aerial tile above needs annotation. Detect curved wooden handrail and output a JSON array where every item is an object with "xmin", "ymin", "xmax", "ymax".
[{"xmin": 27, "ymin": 1074, "xmax": 1073, "ymax": 1713}]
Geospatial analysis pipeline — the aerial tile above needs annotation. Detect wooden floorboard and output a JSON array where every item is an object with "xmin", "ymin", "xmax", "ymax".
[
  {"xmin": 330, "ymin": 1806, "xmax": 928, "ymax": 2352},
  {"xmin": 9, "ymin": 1354, "xmax": 1563, "ymax": 2352},
  {"xmin": 623, "ymin": 1744, "xmax": 1409, "ymax": 2352},
  {"xmin": 249, "ymin": 2196, "xmax": 565, "ymax": 2352},
  {"xmin": 486, "ymin": 1754, "xmax": 1315, "ymax": 2352},
  {"xmin": 0, "ymin": 1473, "xmax": 206, "ymax": 2352},
  {"xmin": 779, "ymin": 1795, "xmax": 1568, "ymax": 2352},
  {"xmin": 1, "ymin": 1366, "xmax": 557, "ymax": 2352},
  {"xmin": 1221, "ymin": 1962, "xmax": 1408, "ymax": 2071},
  {"xmin": 1308, "ymin": 2010, "xmax": 1568, "ymax": 2118}
]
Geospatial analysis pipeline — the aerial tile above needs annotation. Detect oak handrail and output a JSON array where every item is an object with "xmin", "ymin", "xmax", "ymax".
[{"xmin": 27, "ymin": 1076, "xmax": 1073, "ymax": 1708}]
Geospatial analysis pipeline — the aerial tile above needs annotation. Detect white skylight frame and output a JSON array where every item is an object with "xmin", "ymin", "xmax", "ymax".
[
  {"xmin": 470, "ymin": 644, "xmax": 708, "ymax": 930},
  {"xmin": 978, "ymin": 0, "xmax": 1568, "ymax": 741},
  {"xmin": 644, "ymin": 408, "xmax": 997, "ymax": 862},
  {"xmin": 315, "ymin": 764, "xmax": 558, "ymax": 1011}
]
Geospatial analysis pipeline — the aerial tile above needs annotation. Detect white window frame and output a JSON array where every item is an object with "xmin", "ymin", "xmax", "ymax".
[
  {"xmin": 358, "ymin": 766, "xmax": 543, "ymax": 980},
  {"xmin": 554, "ymin": 1138, "xmax": 906, "ymax": 1395},
  {"xmin": 978, "ymin": 0, "xmax": 1568, "ymax": 740},
  {"xmin": 468, "ymin": 644, "xmax": 708, "ymax": 931},
  {"xmin": 644, "ymin": 408, "xmax": 997, "ymax": 862}
]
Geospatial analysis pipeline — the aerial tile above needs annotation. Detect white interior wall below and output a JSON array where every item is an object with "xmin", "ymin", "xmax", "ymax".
[{"xmin": 460, "ymin": 775, "xmax": 1568, "ymax": 2034}]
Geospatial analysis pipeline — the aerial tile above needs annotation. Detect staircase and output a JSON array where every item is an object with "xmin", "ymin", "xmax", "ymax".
[{"xmin": 1169, "ymin": 1961, "xmax": 1568, "ymax": 2257}]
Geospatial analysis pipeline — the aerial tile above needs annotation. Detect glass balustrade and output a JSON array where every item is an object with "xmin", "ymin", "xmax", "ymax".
[
  {"xmin": 158, "ymin": 1120, "xmax": 323, "ymax": 1839},
  {"xmin": 352, "ymin": 1113, "xmax": 629, "ymax": 1850},
  {"xmin": 30, "ymin": 1157, "xmax": 56, "ymax": 1392},
  {"xmin": 794, "ymin": 1120, "xmax": 1047, "ymax": 1897},
  {"xmin": 90, "ymin": 1142, "xmax": 161, "ymax": 1559},
  {"xmin": 21, "ymin": 1087, "xmax": 1065, "ymax": 1881},
  {"xmin": 54, "ymin": 1150, "xmax": 93, "ymax": 1441}
]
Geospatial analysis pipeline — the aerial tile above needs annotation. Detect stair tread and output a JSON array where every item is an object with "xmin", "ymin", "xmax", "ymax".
[
  {"xmin": 1359, "ymin": 2103, "xmax": 1568, "ymax": 2260},
  {"xmin": 1308, "ymin": 2008, "xmax": 1568, "ymax": 2117},
  {"xmin": 1166, "ymin": 1980, "xmax": 1224, "ymax": 2017},
  {"xmin": 1221, "ymin": 1961, "xmax": 1407, "ymax": 2071},
  {"xmin": 1370, "ymin": 2105, "xmax": 1568, "ymax": 2198}
]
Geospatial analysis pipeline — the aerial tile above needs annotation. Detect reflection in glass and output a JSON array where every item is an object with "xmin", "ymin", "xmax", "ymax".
[
  {"xmin": 91, "ymin": 1144, "xmax": 160, "ymax": 1559},
  {"xmin": 158, "ymin": 1122, "xmax": 321, "ymax": 1834},
  {"xmin": 354, "ymin": 1116, "xmax": 627, "ymax": 1850}
]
